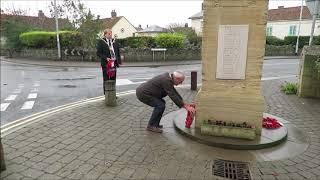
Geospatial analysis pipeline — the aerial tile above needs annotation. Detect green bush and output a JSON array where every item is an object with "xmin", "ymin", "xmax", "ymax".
[
  {"xmin": 266, "ymin": 36, "xmax": 285, "ymax": 46},
  {"xmin": 2, "ymin": 16, "xmax": 38, "ymax": 50},
  {"xmin": 117, "ymin": 37, "xmax": 156, "ymax": 48},
  {"xmin": 284, "ymin": 36, "xmax": 310, "ymax": 48},
  {"xmin": 60, "ymin": 31, "xmax": 82, "ymax": 48},
  {"xmin": 19, "ymin": 31, "xmax": 82, "ymax": 48},
  {"xmin": 281, "ymin": 82, "xmax": 298, "ymax": 94},
  {"xmin": 313, "ymin": 36, "xmax": 320, "ymax": 45},
  {"xmin": 155, "ymin": 33, "xmax": 185, "ymax": 48},
  {"xmin": 189, "ymin": 36, "xmax": 202, "ymax": 47}
]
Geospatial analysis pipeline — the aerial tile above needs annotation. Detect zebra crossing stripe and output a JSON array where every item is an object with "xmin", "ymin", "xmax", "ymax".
[
  {"xmin": 27, "ymin": 93, "xmax": 38, "ymax": 99},
  {"xmin": 21, "ymin": 101, "xmax": 35, "ymax": 110},
  {"xmin": 1, "ymin": 103, "xmax": 10, "ymax": 111},
  {"xmin": 5, "ymin": 95, "xmax": 17, "ymax": 101}
]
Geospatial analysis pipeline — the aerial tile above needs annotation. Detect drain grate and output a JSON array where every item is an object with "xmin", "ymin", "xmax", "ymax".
[{"xmin": 212, "ymin": 159, "xmax": 251, "ymax": 180}]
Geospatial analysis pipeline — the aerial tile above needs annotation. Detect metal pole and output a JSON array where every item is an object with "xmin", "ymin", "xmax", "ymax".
[
  {"xmin": 191, "ymin": 71, "xmax": 197, "ymax": 91},
  {"xmin": 295, "ymin": 0, "xmax": 304, "ymax": 55},
  {"xmin": 309, "ymin": 0, "xmax": 319, "ymax": 45},
  {"xmin": 54, "ymin": 0, "xmax": 61, "ymax": 60}
]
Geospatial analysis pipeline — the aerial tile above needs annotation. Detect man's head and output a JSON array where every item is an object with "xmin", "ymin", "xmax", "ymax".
[
  {"xmin": 172, "ymin": 71, "xmax": 185, "ymax": 86},
  {"xmin": 103, "ymin": 29, "xmax": 112, "ymax": 39}
]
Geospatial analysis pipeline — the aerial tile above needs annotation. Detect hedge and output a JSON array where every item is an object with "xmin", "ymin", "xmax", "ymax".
[
  {"xmin": 19, "ymin": 31, "xmax": 82, "ymax": 48},
  {"xmin": 266, "ymin": 36, "xmax": 285, "ymax": 46},
  {"xmin": 117, "ymin": 37, "xmax": 156, "ymax": 48},
  {"xmin": 266, "ymin": 35, "xmax": 320, "ymax": 46},
  {"xmin": 155, "ymin": 33, "xmax": 185, "ymax": 48}
]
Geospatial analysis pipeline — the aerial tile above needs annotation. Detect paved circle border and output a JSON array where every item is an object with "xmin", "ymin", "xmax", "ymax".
[{"xmin": 173, "ymin": 110, "xmax": 288, "ymax": 150}]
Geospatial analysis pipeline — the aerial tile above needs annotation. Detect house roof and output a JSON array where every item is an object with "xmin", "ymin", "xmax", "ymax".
[
  {"xmin": 99, "ymin": 16, "xmax": 122, "ymax": 28},
  {"xmin": 0, "ymin": 13, "xmax": 72, "ymax": 31},
  {"xmin": 137, "ymin": 25, "xmax": 168, "ymax": 33},
  {"xmin": 188, "ymin": 12, "xmax": 203, "ymax": 20},
  {"xmin": 135, "ymin": 26, "xmax": 143, "ymax": 31},
  {"xmin": 268, "ymin": 6, "xmax": 312, "ymax": 21},
  {"xmin": 188, "ymin": 6, "xmax": 316, "ymax": 22}
]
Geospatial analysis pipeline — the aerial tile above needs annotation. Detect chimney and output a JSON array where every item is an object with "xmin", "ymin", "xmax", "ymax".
[
  {"xmin": 201, "ymin": 3, "xmax": 204, "ymax": 10},
  {"xmin": 111, "ymin": 10, "xmax": 117, "ymax": 18},
  {"xmin": 278, "ymin": 6, "xmax": 284, "ymax": 9},
  {"xmin": 138, "ymin": 24, "xmax": 141, "ymax": 28},
  {"xmin": 147, "ymin": 24, "xmax": 148, "ymax": 28},
  {"xmin": 38, "ymin": 10, "xmax": 45, "ymax": 18},
  {"xmin": 185, "ymin": 23, "xmax": 188, "ymax": 27}
]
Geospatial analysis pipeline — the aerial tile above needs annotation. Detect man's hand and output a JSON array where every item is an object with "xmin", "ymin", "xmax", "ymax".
[{"xmin": 184, "ymin": 104, "xmax": 195, "ymax": 114}]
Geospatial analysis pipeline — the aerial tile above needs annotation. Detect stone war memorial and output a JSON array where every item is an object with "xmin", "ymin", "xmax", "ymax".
[
  {"xmin": 172, "ymin": 0, "xmax": 291, "ymax": 150},
  {"xmin": 196, "ymin": 0, "xmax": 267, "ymax": 138}
]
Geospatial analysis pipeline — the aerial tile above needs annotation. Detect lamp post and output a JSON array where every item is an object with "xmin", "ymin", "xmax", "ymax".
[
  {"xmin": 307, "ymin": 0, "xmax": 320, "ymax": 45},
  {"xmin": 54, "ymin": 0, "xmax": 61, "ymax": 60},
  {"xmin": 295, "ymin": 0, "xmax": 304, "ymax": 55}
]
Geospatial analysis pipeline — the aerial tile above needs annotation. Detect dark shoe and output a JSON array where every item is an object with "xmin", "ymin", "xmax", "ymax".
[
  {"xmin": 157, "ymin": 125, "xmax": 163, "ymax": 128},
  {"xmin": 146, "ymin": 126, "xmax": 163, "ymax": 133}
]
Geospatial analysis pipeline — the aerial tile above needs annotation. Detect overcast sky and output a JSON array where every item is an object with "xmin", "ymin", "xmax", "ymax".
[{"xmin": 1, "ymin": 0, "xmax": 304, "ymax": 28}]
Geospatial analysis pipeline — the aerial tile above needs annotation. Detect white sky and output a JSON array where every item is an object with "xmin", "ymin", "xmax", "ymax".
[{"xmin": 1, "ymin": 0, "xmax": 304, "ymax": 28}]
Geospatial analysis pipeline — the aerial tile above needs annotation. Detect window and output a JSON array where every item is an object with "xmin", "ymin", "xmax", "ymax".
[
  {"xmin": 121, "ymin": 28, "xmax": 124, "ymax": 33},
  {"xmin": 288, "ymin": 25, "xmax": 297, "ymax": 36},
  {"xmin": 266, "ymin": 27, "xmax": 272, "ymax": 36}
]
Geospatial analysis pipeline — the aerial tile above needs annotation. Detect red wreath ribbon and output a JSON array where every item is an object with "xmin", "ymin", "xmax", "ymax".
[
  {"xmin": 263, "ymin": 117, "xmax": 283, "ymax": 129},
  {"xmin": 106, "ymin": 58, "xmax": 116, "ymax": 78},
  {"xmin": 185, "ymin": 104, "xmax": 195, "ymax": 128}
]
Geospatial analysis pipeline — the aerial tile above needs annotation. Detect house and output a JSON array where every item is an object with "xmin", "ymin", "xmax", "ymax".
[
  {"xmin": 189, "ymin": 3, "xmax": 204, "ymax": 36},
  {"xmin": 135, "ymin": 25, "xmax": 168, "ymax": 37},
  {"xmin": 267, "ymin": 6, "xmax": 320, "ymax": 39},
  {"xmin": 0, "ymin": 10, "xmax": 73, "ymax": 32},
  {"xmin": 189, "ymin": 11, "xmax": 203, "ymax": 36},
  {"xmin": 99, "ymin": 10, "xmax": 137, "ymax": 39},
  {"xmin": 189, "ymin": 5, "xmax": 320, "ymax": 39}
]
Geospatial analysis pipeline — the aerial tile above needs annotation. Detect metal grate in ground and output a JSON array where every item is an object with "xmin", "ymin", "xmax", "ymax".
[{"xmin": 212, "ymin": 159, "xmax": 251, "ymax": 180}]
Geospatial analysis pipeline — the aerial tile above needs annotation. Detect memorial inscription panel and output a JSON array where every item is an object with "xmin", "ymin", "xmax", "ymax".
[{"xmin": 216, "ymin": 25, "xmax": 249, "ymax": 79}]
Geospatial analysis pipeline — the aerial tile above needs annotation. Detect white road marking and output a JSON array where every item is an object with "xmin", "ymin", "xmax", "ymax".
[
  {"xmin": 5, "ymin": 95, "xmax": 17, "ymax": 101},
  {"xmin": 1, "ymin": 103, "xmax": 10, "ymax": 111},
  {"xmin": 263, "ymin": 62, "xmax": 299, "ymax": 66},
  {"xmin": 21, "ymin": 101, "xmax": 35, "ymax": 110},
  {"xmin": 27, "ymin": 93, "xmax": 37, "ymax": 99},
  {"xmin": 31, "ymin": 88, "xmax": 39, "ymax": 92},
  {"xmin": 116, "ymin": 79, "xmax": 134, "ymax": 86},
  {"xmin": 18, "ymin": 84, "xmax": 24, "ymax": 88},
  {"xmin": 13, "ymin": 89, "xmax": 22, "ymax": 94},
  {"xmin": 261, "ymin": 75, "xmax": 297, "ymax": 81}
]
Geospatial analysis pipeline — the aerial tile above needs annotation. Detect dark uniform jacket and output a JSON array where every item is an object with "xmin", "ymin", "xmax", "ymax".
[
  {"xmin": 136, "ymin": 73, "xmax": 184, "ymax": 108},
  {"xmin": 96, "ymin": 38, "xmax": 121, "ymax": 68}
]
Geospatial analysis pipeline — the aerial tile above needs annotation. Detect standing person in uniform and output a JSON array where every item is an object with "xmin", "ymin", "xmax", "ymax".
[
  {"xmin": 136, "ymin": 71, "xmax": 196, "ymax": 133},
  {"xmin": 96, "ymin": 29, "xmax": 122, "ymax": 94}
]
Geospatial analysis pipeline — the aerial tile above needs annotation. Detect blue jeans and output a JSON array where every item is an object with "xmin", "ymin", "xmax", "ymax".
[{"xmin": 137, "ymin": 96, "xmax": 166, "ymax": 127}]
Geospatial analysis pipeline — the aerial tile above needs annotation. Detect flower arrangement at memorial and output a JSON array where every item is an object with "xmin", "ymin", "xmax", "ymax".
[
  {"xmin": 203, "ymin": 120, "xmax": 255, "ymax": 129},
  {"xmin": 262, "ymin": 117, "xmax": 283, "ymax": 129}
]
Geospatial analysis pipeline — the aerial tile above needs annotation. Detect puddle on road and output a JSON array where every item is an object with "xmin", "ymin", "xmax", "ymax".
[{"xmin": 58, "ymin": 85, "xmax": 77, "ymax": 88}]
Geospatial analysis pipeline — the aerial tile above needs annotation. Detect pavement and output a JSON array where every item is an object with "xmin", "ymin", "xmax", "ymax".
[{"xmin": 1, "ymin": 56, "xmax": 320, "ymax": 180}]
